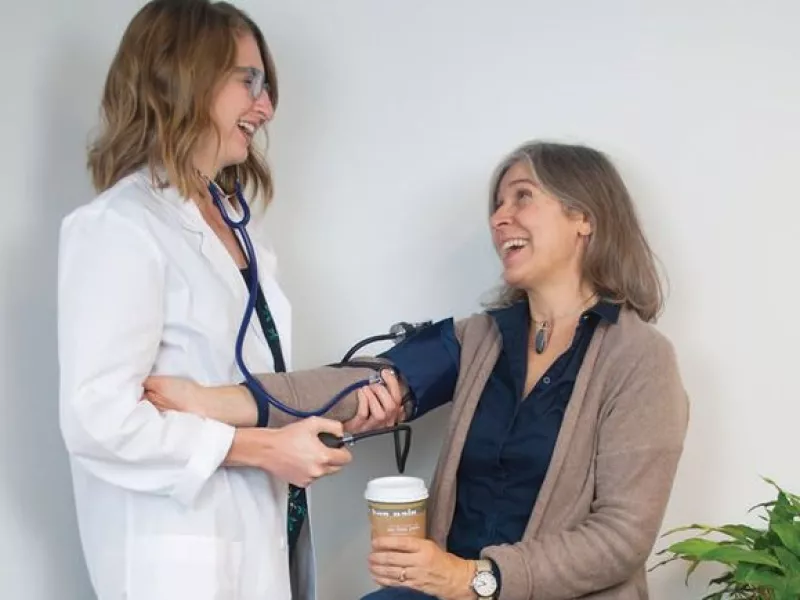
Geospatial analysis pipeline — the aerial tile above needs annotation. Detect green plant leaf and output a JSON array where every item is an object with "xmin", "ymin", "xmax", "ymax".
[
  {"xmin": 773, "ymin": 546, "xmax": 800, "ymax": 572},
  {"xmin": 662, "ymin": 523, "xmax": 764, "ymax": 544},
  {"xmin": 733, "ymin": 563, "xmax": 784, "ymax": 588},
  {"xmin": 771, "ymin": 522, "xmax": 800, "ymax": 557},
  {"xmin": 762, "ymin": 477, "xmax": 800, "ymax": 508},
  {"xmin": 665, "ymin": 538, "xmax": 726, "ymax": 559},
  {"xmin": 682, "ymin": 559, "xmax": 701, "ymax": 585},
  {"xmin": 656, "ymin": 478, "xmax": 800, "ymax": 596},
  {"xmin": 703, "ymin": 546, "xmax": 784, "ymax": 571}
]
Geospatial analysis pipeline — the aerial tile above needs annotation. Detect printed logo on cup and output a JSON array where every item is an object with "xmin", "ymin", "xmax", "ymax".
[{"xmin": 364, "ymin": 476, "xmax": 428, "ymax": 539}]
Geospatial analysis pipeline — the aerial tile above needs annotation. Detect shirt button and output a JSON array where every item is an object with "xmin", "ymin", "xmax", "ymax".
[
  {"xmin": 543, "ymin": 376, "xmax": 551, "ymax": 384},
  {"xmin": 279, "ymin": 536, "xmax": 287, "ymax": 550}
]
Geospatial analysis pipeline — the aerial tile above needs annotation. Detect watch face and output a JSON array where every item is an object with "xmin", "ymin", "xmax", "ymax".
[{"xmin": 473, "ymin": 571, "xmax": 498, "ymax": 597}]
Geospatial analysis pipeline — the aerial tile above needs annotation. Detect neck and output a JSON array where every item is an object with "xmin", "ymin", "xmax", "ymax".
[
  {"xmin": 192, "ymin": 145, "xmax": 221, "ymax": 183},
  {"xmin": 525, "ymin": 277, "xmax": 596, "ymax": 324}
]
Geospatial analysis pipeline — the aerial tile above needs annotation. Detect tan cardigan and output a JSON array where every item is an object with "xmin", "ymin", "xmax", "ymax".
[{"xmin": 254, "ymin": 308, "xmax": 689, "ymax": 599}]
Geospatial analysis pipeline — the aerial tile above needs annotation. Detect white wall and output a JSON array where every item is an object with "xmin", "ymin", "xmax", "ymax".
[{"xmin": 1, "ymin": 1, "xmax": 798, "ymax": 598}]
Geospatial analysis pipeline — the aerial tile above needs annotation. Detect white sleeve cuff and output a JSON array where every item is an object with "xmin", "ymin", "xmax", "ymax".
[{"xmin": 172, "ymin": 418, "xmax": 236, "ymax": 506}]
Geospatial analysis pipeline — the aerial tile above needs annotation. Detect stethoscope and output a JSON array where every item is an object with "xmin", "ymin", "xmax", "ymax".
[{"xmin": 208, "ymin": 180, "xmax": 420, "ymax": 472}]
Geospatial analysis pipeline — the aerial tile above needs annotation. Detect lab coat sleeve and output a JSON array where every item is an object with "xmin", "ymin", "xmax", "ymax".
[{"xmin": 57, "ymin": 207, "xmax": 235, "ymax": 506}]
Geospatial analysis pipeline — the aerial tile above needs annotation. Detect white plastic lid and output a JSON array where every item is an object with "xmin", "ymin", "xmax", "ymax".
[{"xmin": 364, "ymin": 476, "xmax": 429, "ymax": 503}]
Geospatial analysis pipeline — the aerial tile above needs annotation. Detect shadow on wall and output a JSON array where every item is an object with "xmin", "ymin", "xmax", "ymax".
[{"xmin": 0, "ymin": 35, "xmax": 107, "ymax": 598}]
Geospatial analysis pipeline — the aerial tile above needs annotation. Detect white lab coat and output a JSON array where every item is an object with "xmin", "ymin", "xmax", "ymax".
[{"xmin": 57, "ymin": 168, "xmax": 316, "ymax": 600}]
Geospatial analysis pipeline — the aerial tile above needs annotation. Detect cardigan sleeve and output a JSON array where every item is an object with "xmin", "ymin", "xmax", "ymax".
[{"xmin": 481, "ymin": 333, "xmax": 690, "ymax": 600}]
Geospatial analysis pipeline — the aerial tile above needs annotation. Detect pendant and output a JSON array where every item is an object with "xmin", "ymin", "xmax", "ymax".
[{"xmin": 534, "ymin": 322, "xmax": 550, "ymax": 354}]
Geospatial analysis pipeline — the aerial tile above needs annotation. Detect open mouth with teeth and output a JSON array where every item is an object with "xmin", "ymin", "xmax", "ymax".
[
  {"xmin": 501, "ymin": 238, "xmax": 529, "ymax": 260},
  {"xmin": 237, "ymin": 120, "xmax": 257, "ymax": 142}
]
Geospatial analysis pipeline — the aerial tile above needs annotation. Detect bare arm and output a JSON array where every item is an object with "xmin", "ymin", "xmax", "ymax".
[{"xmin": 144, "ymin": 366, "xmax": 406, "ymax": 429}]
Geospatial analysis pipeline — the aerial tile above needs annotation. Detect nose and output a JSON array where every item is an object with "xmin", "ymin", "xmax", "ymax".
[
  {"xmin": 490, "ymin": 200, "xmax": 514, "ymax": 230},
  {"xmin": 253, "ymin": 91, "xmax": 275, "ymax": 122}
]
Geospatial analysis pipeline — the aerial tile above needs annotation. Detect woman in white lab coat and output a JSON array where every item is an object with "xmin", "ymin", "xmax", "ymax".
[{"xmin": 57, "ymin": 2, "xmax": 397, "ymax": 599}]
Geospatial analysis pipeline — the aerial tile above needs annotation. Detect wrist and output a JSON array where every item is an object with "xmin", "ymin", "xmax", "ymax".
[
  {"xmin": 223, "ymin": 427, "xmax": 277, "ymax": 468},
  {"xmin": 468, "ymin": 559, "xmax": 499, "ymax": 599},
  {"xmin": 449, "ymin": 557, "xmax": 478, "ymax": 600}
]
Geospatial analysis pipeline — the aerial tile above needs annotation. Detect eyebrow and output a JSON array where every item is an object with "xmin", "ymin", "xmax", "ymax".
[{"xmin": 506, "ymin": 177, "xmax": 538, "ymax": 187}]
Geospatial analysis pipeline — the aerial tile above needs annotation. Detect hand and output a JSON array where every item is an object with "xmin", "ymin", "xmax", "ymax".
[
  {"xmin": 228, "ymin": 417, "xmax": 352, "ymax": 487},
  {"xmin": 344, "ymin": 370, "xmax": 404, "ymax": 434},
  {"xmin": 143, "ymin": 376, "xmax": 207, "ymax": 414},
  {"xmin": 368, "ymin": 536, "xmax": 476, "ymax": 600}
]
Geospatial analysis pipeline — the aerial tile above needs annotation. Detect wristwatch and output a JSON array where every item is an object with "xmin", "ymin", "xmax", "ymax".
[{"xmin": 470, "ymin": 559, "xmax": 498, "ymax": 599}]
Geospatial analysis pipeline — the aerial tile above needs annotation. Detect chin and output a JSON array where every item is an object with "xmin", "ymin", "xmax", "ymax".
[
  {"xmin": 502, "ymin": 267, "xmax": 538, "ymax": 292},
  {"xmin": 502, "ymin": 265, "xmax": 525, "ymax": 285}
]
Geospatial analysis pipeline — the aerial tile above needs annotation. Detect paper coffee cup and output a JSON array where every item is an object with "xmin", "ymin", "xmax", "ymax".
[{"xmin": 365, "ymin": 476, "xmax": 428, "ymax": 539}]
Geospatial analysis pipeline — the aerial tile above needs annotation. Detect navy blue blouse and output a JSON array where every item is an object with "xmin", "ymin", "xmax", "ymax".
[
  {"xmin": 379, "ymin": 299, "xmax": 619, "ymax": 562},
  {"xmin": 446, "ymin": 300, "xmax": 619, "ymax": 559}
]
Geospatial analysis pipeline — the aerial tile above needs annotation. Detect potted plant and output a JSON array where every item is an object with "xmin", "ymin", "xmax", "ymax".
[{"xmin": 650, "ymin": 478, "xmax": 800, "ymax": 599}]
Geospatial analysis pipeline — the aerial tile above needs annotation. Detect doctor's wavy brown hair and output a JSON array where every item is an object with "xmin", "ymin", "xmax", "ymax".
[
  {"xmin": 487, "ymin": 141, "xmax": 665, "ymax": 322},
  {"xmin": 87, "ymin": 0, "xmax": 278, "ymax": 202}
]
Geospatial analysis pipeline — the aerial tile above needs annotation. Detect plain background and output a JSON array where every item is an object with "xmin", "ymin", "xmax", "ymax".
[{"xmin": 1, "ymin": 1, "xmax": 798, "ymax": 598}]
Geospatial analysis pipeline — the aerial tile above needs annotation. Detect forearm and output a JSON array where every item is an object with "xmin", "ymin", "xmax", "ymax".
[
  {"xmin": 189, "ymin": 366, "xmax": 385, "ymax": 428},
  {"xmin": 197, "ymin": 384, "xmax": 258, "ymax": 427}
]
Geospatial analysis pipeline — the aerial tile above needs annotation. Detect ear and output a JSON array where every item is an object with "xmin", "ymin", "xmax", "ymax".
[{"xmin": 574, "ymin": 212, "xmax": 593, "ymax": 237}]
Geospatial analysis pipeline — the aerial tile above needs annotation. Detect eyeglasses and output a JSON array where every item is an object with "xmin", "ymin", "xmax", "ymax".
[
  {"xmin": 233, "ymin": 66, "xmax": 270, "ymax": 101},
  {"xmin": 319, "ymin": 424, "xmax": 413, "ymax": 473}
]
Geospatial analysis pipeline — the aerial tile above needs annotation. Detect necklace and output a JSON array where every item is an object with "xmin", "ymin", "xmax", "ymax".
[{"xmin": 531, "ymin": 294, "xmax": 598, "ymax": 354}]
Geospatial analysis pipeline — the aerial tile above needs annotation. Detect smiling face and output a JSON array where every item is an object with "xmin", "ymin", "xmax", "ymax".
[
  {"xmin": 490, "ymin": 160, "xmax": 592, "ymax": 292},
  {"xmin": 195, "ymin": 32, "xmax": 274, "ymax": 176}
]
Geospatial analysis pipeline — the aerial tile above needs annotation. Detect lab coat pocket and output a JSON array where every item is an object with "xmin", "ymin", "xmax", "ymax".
[{"xmin": 128, "ymin": 535, "xmax": 242, "ymax": 600}]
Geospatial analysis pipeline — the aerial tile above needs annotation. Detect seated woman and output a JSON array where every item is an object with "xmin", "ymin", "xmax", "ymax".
[{"xmin": 145, "ymin": 140, "xmax": 689, "ymax": 600}]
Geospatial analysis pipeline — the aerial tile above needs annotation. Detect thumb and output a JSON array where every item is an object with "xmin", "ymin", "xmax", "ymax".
[{"xmin": 308, "ymin": 417, "xmax": 344, "ymax": 437}]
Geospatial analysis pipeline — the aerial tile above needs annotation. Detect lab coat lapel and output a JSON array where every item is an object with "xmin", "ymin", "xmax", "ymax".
[{"xmin": 154, "ymin": 181, "xmax": 270, "ymax": 351}]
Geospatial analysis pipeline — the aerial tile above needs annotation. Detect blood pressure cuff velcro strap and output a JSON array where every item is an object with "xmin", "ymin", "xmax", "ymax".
[{"xmin": 377, "ymin": 317, "xmax": 461, "ymax": 420}]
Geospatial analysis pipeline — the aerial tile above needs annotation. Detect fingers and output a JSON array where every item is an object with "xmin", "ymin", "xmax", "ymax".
[
  {"xmin": 343, "ymin": 389, "xmax": 371, "ymax": 433},
  {"xmin": 372, "ymin": 535, "xmax": 420, "ymax": 553},
  {"xmin": 370, "ymin": 564, "xmax": 413, "ymax": 588},
  {"xmin": 370, "ymin": 383, "xmax": 401, "ymax": 425},
  {"xmin": 366, "ymin": 387, "xmax": 387, "ymax": 423},
  {"xmin": 381, "ymin": 369, "xmax": 403, "ymax": 404},
  {"xmin": 143, "ymin": 390, "xmax": 168, "ymax": 411},
  {"xmin": 355, "ymin": 388, "xmax": 370, "ymax": 421},
  {"xmin": 369, "ymin": 550, "xmax": 416, "ymax": 568},
  {"xmin": 324, "ymin": 446, "xmax": 353, "ymax": 467},
  {"xmin": 304, "ymin": 417, "xmax": 352, "ymax": 467},
  {"xmin": 142, "ymin": 376, "xmax": 161, "ymax": 393}
]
